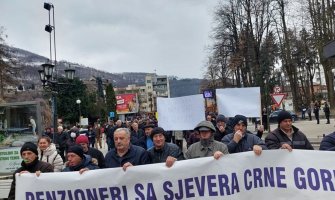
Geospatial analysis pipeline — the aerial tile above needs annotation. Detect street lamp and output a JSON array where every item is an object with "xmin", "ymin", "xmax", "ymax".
[
  {"xmin": 44, "ymin": 2, "xmax": 56, "ymax": 64},
  {"xmin": 76, "ymin": 99, "xmax": 81, "ymax": 125},
  {"xmin": 38, "ymin": 3, "xmax": 75, "ymax": 136}
]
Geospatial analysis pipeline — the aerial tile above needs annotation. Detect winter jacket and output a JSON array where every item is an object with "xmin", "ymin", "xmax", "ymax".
[
  {"xmin": 148, "ymin": 143, "xmax": 184, "ymax": 163},
  {"xmin": 38, "ymin": 143, "xmax": 64, "ymax": 172},
  {"xmin": 53, "ymin": 131, "xmax": 69, "ymax": 149},
  {"xmin": 105, "ymin": 145, "xmax": 151, "ymax": 168},
  {"xmin": 86, "ymin": 130, "xmax": 96, "ymax": 143},
  {"xmin": 130, "ymin": 129, "xmax": 146, "ymax": 148},
  {"xmin": 62, "ymin": 155, "xmax": 99, "ymax": 172},
  {"xmin": 222, "ymin": 131, "xmax": 268, "ymax": 154},
  {"xmin": 8, "ymin": 159, "xmax": 53, "ymax": 200},
  {"xmin": 265, "ymin": 126, "xmax": 314, "ymax": 150},
  {"xmin": 86, "ymin": 147, "xmax": 106, "ymax": 168},
  {"xmin": 319, "ymin": 132, "xmax": 335, "ymax": 151},
  {"xmin": 214, "ymin": 127, "xmax": 229, "ymax": 142},
  {"xmin": 185, "ymin": 140, "xmax": 229, "ymax": 159}
]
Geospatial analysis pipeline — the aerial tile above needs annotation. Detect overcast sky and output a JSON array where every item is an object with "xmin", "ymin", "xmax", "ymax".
[{"xmin": 0, "ymin": 0, "xmax": 221, "ymax": 79}]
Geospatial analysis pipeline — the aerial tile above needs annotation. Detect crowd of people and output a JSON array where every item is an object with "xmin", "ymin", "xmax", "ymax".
[{"xmin": 8, "ymin": 110, "xmax": 335, "ymax": 199}]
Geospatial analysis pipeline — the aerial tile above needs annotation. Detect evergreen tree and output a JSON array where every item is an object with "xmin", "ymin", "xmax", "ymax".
[{"xmin": 105, "ymin": 83, "xmax": 117, "ymax": 119}]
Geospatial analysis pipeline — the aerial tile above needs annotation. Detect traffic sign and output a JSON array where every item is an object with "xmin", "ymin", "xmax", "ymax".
[
  {"xmin": 273, "ymin": 86, "xmax": 282, "ymax": 93},
  {"xmin": 270, "ymin": 93, "xmax": 286, "ymax": 107}
]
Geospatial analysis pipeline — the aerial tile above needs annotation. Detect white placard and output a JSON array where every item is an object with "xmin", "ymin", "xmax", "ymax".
[
  {"xmin": 80, "ymin": 118, "xmax": 88, "ymax": 126},
  {"xmin": 157, "ymin": 94, "xmax": 205, "ymax": 130},
  {"xmin": 216, "ymin": 87, "xmax": 261, "ymax": 117},
  {"xmin": 16, "ymin": 150, "xmax": 335, "ymax": 200}
]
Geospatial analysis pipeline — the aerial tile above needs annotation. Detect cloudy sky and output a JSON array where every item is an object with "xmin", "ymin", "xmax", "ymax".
[{"xmin": 0, "ymin": 0, "xmax": 220, "ymax": 78}]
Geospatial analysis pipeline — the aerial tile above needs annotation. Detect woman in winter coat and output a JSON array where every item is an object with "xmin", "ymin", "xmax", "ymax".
[{"xmin": 37, "ymin": 136, "xmax": 64, "ymax": 172}]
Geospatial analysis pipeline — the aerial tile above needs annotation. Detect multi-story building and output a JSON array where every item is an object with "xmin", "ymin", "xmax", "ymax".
[
  {"xmin": 114, "ymin": 84, "xmax": 147, "ymax": 113},
  {"xmin": 145, "ymin": 74, "xmax": 170, "ymax": 113},
  {"xmin": 112, "ymin": 74, "xmax": 170, "ymax": 113}
]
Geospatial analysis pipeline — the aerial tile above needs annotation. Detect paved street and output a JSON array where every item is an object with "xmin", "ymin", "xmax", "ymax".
[{"xmin": 268, "ymin": 118, "xmax": 334, "ymax": 139}]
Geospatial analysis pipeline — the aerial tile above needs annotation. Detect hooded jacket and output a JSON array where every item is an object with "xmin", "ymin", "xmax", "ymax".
[{"xmin": 38, "ymin": 143, "xmax": 64, "ymax": 172}]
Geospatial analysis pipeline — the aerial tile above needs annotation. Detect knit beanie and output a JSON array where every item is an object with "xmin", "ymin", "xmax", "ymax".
[
  {"xmin": 75, "ymin": 135, "xmax": 89, "ymax": 144},
  {"xmin": 232, "ymin": 115, "xmax": 248, "ymax": 128},
  {"xmin": 20, "ymin": 142, "xmax": 38, "ymax": 156},
  {"xmin": 67, "ymin": 145, "xmax": 85, "ymax": 159},
  {"xmin": 216, "ymin": 114, "xmax": 226, "ymax": 123},
  {"xmin": 151, "ymin": 127, "xmax": 166, "ymax": 139},
  {"xmin": 277, "ymin": 110, "xmax": 292, "ymax": 124}
]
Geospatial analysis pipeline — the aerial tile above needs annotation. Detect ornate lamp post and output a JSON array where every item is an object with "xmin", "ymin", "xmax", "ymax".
[{"xmin": 38, "ymin": 2, "xmax": 75, "ymax": 138}]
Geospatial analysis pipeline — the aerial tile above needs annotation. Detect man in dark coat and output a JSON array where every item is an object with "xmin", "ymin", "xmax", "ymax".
[
  {"xmin": 53, "ymin": 126, "xmax": 69, "ymax": 162},
  {"xmin": 130, "ymin": 122, "xmax": 145, "ymax": 148},
  {"xmin": 319, "ymin": 132, "xmax": 335, "ymax": 151},
  {"xmin": 314, "ymin": 101, "xmax": 320, "ymax": 124},
  {"xmin": 62, "ymin": 145, "xmax": 99, "ymax": 173},
  {"xmin": 147, "ymin": 127, "xmax": 184, "ymax": 167},
  {"xmin": 222, "ymin": 115, "xmax": 267, "ymax": 155},
  {"xmin": 323, "ymin": 102, "xmax": 330, "ymax": 124},
  {"xmin": 265, "ymin": 110, "xmax": 314, "ymax": 151},
  {"xmin": 75, "ymin": 135, "xmax": 105, "ymax": 168},
  {"xmin": 8, "ymin": 142, "xmax": 54, "ymax": 200},
  {"xmin": 105, "ymin": 128, "xmax": 150, "ymax": 170},
  {"xmin": 214, "ymin": 114, "xmax": 229, "ymax": 141}
]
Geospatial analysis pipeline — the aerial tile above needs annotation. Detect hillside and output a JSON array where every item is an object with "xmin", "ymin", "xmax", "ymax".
[{"xmin": 7, "ymin": 46, "xmax": 203, "ymax": 97}]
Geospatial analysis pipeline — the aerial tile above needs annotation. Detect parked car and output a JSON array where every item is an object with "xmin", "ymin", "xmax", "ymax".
[{"xmin": 269, "ymin": 110, "xmax": 298, "ymax": 123}]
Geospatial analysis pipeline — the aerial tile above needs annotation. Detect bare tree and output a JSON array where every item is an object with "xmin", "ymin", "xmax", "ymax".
[
  {"xmin": 0, "ymin": 27, "xmax": 20, "ymax": 100},
  {"xmin": 307, "ymin": 0, "xmax": 335, "ymax": 108}
]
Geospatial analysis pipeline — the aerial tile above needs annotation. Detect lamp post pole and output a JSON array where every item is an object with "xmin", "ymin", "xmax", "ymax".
[
  {"xmin": 39, "ymin": 3, "xmax": 75, "ymax": 136},
  {"xmin": 76, "ymin": 99, "xmax": 81, "ymax": 125}
]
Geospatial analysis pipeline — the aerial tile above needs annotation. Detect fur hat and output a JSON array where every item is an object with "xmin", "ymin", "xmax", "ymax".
[
  {"xmin": 20, "ymin": 142, "xmax": 38, "ymax": 156},
  {"xmin": 277, "ymin": 110, "xmax": 292, "ymax": 124}
]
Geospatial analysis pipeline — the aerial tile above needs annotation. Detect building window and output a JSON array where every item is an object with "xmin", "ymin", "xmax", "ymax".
[{"xmin": 147, "ymin": 80, "xmax": 151, "ymax": 83}]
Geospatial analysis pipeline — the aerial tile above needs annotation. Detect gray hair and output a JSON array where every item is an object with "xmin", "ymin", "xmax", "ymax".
[{"xmin": 114, "ymin": 128, "xmax": 130, "ymax": 137}]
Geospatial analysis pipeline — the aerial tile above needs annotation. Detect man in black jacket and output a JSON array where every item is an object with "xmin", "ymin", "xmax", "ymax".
[
  {"xmin": 147, "ymin": 127, "xmax": 184, "ymax": 167},
  {"xmin": 8, "ymin": 142, "xmax": 54, "ymax": 200},
  {"xmin": 222, "ymin": 115, "xmax": 267, "ymax": 155},
  {"xmin": 320, "ymin": 132, "xmax": 335, "ymax": 151},
  {"xmin": 105, "ymin": 128, "xmax": 150, "ymax": 170},
  {"xmin": 214, "ymin": 114, "xmax": 229, "ymax": 141},
  {"xmin": 265, "ymin": 110, "xmax": 314, "ymax": 151},
  {"xmin": 53, "ymin": 126, "xmax": 69, "ymax": 162},
  {"xmin": 75, "ymin": 135, "xmax": 105, "ymax": 168}
]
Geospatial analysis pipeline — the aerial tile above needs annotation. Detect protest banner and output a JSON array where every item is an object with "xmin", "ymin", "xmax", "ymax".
[
  {"xmin": 17, "ymin": 150, "xmax": 335, "ymax": 200},
  {"xmin": 157, "ymin": 94, "xmax": 205, "ymax": 130},
  {"xmin": 216, "ymin": 87, "xmax": 261, "ymax": 117}
]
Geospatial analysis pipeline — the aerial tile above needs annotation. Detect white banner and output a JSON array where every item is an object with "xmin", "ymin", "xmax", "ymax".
[
  {"xmin": 157, "ymin": 94, "xmax": 205, "ymax": 130},
  {"xmin": 216, "ymin": 87, "xmax": 261, "ymax": 117},
  {"xmin": 17, "ymin": 150, "xmax": 335, "ymax": 200}
]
